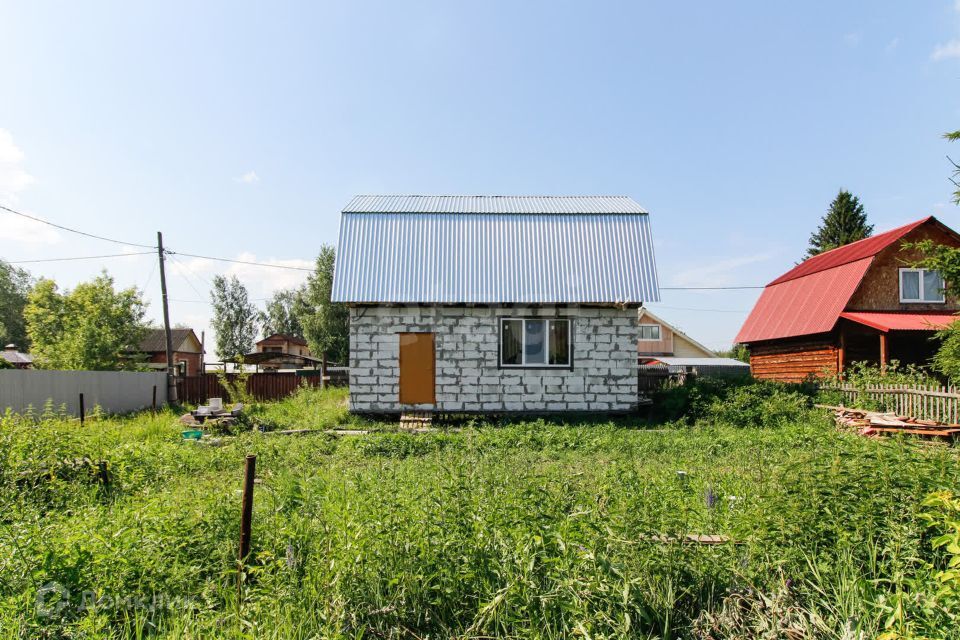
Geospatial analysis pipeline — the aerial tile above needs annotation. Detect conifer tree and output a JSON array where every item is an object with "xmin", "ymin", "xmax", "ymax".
[{"xmin": 806, "ymin": 190, "xmax": 872, "ymax": 258}]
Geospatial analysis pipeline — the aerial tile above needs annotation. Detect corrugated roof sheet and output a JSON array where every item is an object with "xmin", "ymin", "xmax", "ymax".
[
  {"xmin": 342, "ymin": 195, "xmax": 648, "ymax": 215},
  {"xmin": 735, "ymin": 257, "xmax": 873, "ymax": 343},
  {"xmin": 332, "ymin": 211, "xmax": 659, "ymax": 303},
  {"xmin": 769, "ymin": 217, "xmax": 932, "ymax": 285},
  {"xmin": 839, "ymin": 311, "xmax": 958, "ymax": 332}
]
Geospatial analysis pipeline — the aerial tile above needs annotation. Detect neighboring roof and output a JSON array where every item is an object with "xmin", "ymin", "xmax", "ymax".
[
  {"xmin": 257, "ymin": 333, "xmax": 308, "ymax": 346},
  {"xmin": 1, "ymin": 346, "xmax": 32, "ymax": 365},
  {"xmin": 644, "ymin": 357, "xmax": 749, "ymax": 368},
  {"xmin": 737, "ymin": 216, "xmax": 960, "ymax": 344},
  {"xmin": 839, "ymin": 311, "xmax": 957, "ymax": 332},
  {"xmin": 332, "ymin": 196, "xmax": 659, "ymax": 304},
  {"xmin": 342, "ymin": 195, "xmax": 648, "ymax": 215},
  {"xmin": 638, "ymin": 308, "xmax": 717, "ymax": 357},
  {"xmin": 769, "ymin": 217, "xmax": 932, "ymax": 285},
  {"xmin": 139, "ymin": 328, "xmax": 202, "ymax": 353},
  {"xmin": 736, "ymin": 257, "xmax": 873, "ymax": 343},
  {"xmin": 226, "ymin": 351, "xmax": 323, "ymax": 365}
]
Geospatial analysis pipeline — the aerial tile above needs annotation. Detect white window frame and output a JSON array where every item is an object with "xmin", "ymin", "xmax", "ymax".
[
  {"xmin": 638, "ymin": 324, "xmax": 662, "ymax": 341},
  {"xmin": 499, "ymin": 318, "xmax": 572, "ymax": 368},
  {"xmin": 899, "ymin": 268, "xmax": 945, "ymax": 303}
]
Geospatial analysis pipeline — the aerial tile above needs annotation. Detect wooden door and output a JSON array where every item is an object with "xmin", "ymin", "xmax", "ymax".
[{"xmin": 399, "ymin": 333, "xmax": 436, "ymax": 404}]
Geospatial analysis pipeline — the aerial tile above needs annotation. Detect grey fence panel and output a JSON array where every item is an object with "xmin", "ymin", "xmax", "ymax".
[{"xmin": 0, "ymin": 370, "xmax": 168, "ymax": 416}]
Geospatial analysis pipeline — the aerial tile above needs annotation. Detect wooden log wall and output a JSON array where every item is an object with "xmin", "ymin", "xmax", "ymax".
[{"xmin": 749, "ymin": 339, "xmax": 839, "ymax": 382}]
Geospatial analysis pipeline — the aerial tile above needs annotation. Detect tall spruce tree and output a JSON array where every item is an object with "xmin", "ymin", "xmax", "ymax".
[{"xmin": 806, "ymin": 190, "xmax": 873, "ymax": 258}]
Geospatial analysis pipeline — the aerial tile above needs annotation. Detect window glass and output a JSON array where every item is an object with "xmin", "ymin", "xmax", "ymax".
[
  {"xmin": 923, "ymin": 270, "xmax": 944, "ymax": 302},
  {"xmin": 549, "ymin": 320, "xmax": 570, "ymax": 365},
  {"xmin": 525, "ymin": 319, "xmax": 546, "ymax": 364},
  {"xmin": 501, "ymin": 319, "xmax": 522, "ymax": 365},
  {"xmin": 639, "ymin": 325, "xmax": 661, "ymax": 340},
  {"xmin": 901, "ymin": 270, "xmax": 920, "ymax": 300}
]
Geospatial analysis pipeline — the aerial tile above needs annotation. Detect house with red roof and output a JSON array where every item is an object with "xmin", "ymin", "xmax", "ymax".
[{"xmin": 736, "ymin": 216, "xmax": 960, "ymax": 382}]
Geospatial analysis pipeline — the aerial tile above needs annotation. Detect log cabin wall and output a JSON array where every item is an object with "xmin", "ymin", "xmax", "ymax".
[
  {"xmin": 846, "ymin": 223, "xmax": 960, "ymax": 312},
  {"xmin": 749, "ymin": 335, "xmax": 839, "ymax": 382}
]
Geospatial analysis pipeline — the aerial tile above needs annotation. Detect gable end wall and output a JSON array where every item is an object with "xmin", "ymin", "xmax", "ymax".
[{"xmin": 349, "ymin": 305, "xmax": 639, "ymax": 413}]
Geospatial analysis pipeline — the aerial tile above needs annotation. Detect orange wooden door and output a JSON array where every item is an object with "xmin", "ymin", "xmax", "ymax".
[{"xmin": 399, "ymin": 333, "xmax": 436, "ymax": 404}]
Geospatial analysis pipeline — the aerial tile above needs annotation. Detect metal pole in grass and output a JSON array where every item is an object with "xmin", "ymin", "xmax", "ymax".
[
  {"xmin": 238, "ymin": 454, "xmax": 256, "ymax": 602},
  {"xmin": 79, "ymin": 393, "xmax": 85, "ymax": 426},
  {"xmin": 152, "ymin": 385, "xmax": 157, "ymax": 414}
]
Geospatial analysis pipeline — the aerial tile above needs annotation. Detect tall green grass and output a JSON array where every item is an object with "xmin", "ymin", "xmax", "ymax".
[{"xmin": 2, "ymin": 383, "xmax": 959, "ymax": 638}]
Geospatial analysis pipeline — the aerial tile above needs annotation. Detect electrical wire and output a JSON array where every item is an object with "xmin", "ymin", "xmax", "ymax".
[
  {"xmin": 660, "ymin": 286, "xmax": 764, "ymax": 290},
  {"xmin": 5, "ymin": 251, "xmax": 155, "ymax": 264},
  {"xmin": 167, "ymin": 250, "xmax": 314, "ymax": 271},
  {"xmin": 0, "ymin": 204, "xmax": 157, "ymax": 249}
]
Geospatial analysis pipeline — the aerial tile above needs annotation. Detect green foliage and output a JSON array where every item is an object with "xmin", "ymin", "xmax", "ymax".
[
  {"xmin": 4, "ymin": 390, "xmax": 960, "ymax": 638},
  {"xmin": 259, "ymin": 288, "xmax": 303, "ymax": 339},
  {"xmin": 0, "ymin": 260, "xmax": 31, "ymax": 348},
  {"xmin": 294, "ymin": 245, "xmax": 349, "ymax": 364},
  {"xmin": 23, "ymin": 273, "xmax": 147, "ymax": 370},
  {"xmin": 806, "ymin": 189, "xmax": 873, "ymax": 258},
  {"xmin": 932, "ymin": 320, "xmax": 960, "ymax": 381},
  {"xmin": 946, "ymin": 129, "xmax": 960, "ymax": 205},
  {"xmin": 717, "ymin": 343, "xmax": 750, "ymax": 362},
  {"xmin": 651, "ymin": 376, "xmax": 814, "ymax": 426},
  {"xmin": 210, "ymin": 274, "xmax": 258, "ymax": 360}
]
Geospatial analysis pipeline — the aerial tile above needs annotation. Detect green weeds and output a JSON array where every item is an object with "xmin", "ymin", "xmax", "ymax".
[{"xmin": 1, "ymin": 384, "xmax": 960, "ymax": 637}]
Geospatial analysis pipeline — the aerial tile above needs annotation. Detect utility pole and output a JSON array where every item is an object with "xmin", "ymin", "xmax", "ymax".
[{"xmin": 157, "ymin": 231, "xmax": 178, "ymax": 403}]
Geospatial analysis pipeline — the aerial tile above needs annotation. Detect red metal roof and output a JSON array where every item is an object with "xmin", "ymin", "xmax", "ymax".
[
  {"xmin": 768, "ymin": 217, "xmax": 932, "ymax": 286},
  {"xmin": 839, "ymin": 311, "xmax": 958, "ymax": 332},
  {"xmin": 735, "ymin": 257, "xmax": 873, "ymax": 343}
]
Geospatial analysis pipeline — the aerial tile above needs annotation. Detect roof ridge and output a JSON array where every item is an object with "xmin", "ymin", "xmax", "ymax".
[{"xmin": 767, "ymin": 216, "xmax": 934, "ymax": 286}]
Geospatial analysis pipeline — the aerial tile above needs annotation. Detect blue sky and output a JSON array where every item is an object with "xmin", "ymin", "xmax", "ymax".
[{"xmin": 1, "ymin": 1, "xmax": 959, "ymax": 352}]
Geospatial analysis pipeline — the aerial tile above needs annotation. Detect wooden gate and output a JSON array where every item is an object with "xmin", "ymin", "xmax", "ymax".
[{"xmin": 399, "ymin": 333, "xmax": 436, "ymax": 404}]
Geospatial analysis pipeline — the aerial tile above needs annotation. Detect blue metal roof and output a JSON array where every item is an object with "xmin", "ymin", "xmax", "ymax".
[
  {"xmin": 332, "ymin": 196, "xmax": 660, "ymax": 304},
  {"xmin": 342, "ymin": 195, "xmax": 648, "ymax": 215}
]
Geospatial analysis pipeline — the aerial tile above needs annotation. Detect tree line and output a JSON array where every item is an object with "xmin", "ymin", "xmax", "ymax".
[{"xmin": 0, "ymin": 244, "xmax": 348, "ymax": 371}]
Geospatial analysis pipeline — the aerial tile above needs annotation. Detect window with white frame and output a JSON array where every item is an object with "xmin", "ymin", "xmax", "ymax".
[
  {"xmin": 500, "ymin": 318, "xmax": 571, "ymax": 367},
  {"xmin": 638, "ymin": 324, "xmax": 661, "ymax": 341},
  {"xmin": 899, "ymin": 268, "xmax": 945, "ymax": 303}
]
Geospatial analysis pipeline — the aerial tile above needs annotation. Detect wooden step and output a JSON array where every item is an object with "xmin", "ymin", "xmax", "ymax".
[{"xmin": 400, "ymin": 411, "xmax": 433, "ymax": 429}]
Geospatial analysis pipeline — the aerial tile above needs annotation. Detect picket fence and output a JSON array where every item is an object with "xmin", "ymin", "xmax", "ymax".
[{"xmin": 821, "ymin": 382, "xmax": 960, "ymax": 424}]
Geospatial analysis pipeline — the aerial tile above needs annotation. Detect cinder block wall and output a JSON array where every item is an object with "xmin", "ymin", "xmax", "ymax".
[{"xmin": 348, "ymin": 305, "xmax": 639, "ymax": 413}]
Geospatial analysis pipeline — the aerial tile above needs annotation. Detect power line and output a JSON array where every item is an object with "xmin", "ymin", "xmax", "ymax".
[
  {"xmin": 5, "ymin": 251, "xmax": 154, "ymax": 264},
  {"xmin": 0, "ymin": 204, "xmax": 157, "ymax": 249},
  {"xmin": 660, "ymin": 285, "xmax": 764, "ymax": 290},
  {"xmin": 648, "ymin": 304, "xmax": 749, "ymax": 314},
  {"xmin": 167, "ymin": 251, "xmax": 314, "ymax": 272}
]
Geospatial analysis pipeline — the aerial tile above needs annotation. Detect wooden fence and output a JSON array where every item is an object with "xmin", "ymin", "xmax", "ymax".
[
  {"xmin": 821, "ymin": 382, "xmax": 960, "ymax": 424},
  {"xmin": 176, "ymin": 369, "xmax": 348, "ymax": 405}
]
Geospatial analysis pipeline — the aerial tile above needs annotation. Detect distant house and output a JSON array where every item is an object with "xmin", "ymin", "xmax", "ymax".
[
  {"xmin": 1, "ymin": 344, "xmax": 33, "ymax": 369},
  {"xmin": 138, "ymin": 328, "xmax": 204, "ymax": 377},
  {"xmin": 331, "ymin": 194, "xmax": 660, "ymax": 414},
  {"xmin": 736, "ymin": 216, "xmax": 960, "ymax": 382},
  {"xmin": 248, "ymin": 333, "xmax": 314, "ymax": 371},
  {"xmin": 256, "ymin": 333, "xmax": 311, "ymax": 357},
  {"xmin": 636, "ymin": 309, "xmax": 717, "ymax": 360}
]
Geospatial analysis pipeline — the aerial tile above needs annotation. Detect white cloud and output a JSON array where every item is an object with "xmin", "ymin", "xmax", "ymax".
[
  {"xmin": 843, "ymin": 31, "xmax": 862, "ymax": 47},
  {"xmin": 670, "ymin": 253, "xmax": 773, "ymax": 288},
  {"xmin": 0, "ymin": 129, "xmax": 60, "ymax": 246},
  {"xmin": 234, "ymin": 170, "xmax": 260, "ymax": 184},
  {"xmin": 0, "ymin": 129, "xmax": 37, "ymax": 203},
  {"xmin": 167, "ymin": 252, "xmax": 312, "ymax": 301},
  {"xmin": 886, "ymin": 37, "xmax": 900, "ymax": 53},
  {"xmin": 932, "ymin": 39, "xmax": 960, "ymax": 61}
]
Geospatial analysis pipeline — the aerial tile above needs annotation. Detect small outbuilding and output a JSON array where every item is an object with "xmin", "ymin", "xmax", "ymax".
[{"xmin": 331, "ymin": 195, "xmax": 661, "ymax": 414}]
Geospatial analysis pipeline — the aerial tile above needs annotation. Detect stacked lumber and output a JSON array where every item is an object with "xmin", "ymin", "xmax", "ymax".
[
  {"xmin": 819, "ymin": 404, "xmax": 960, "ymax": 440},
  {"xmin": 400, "ymin": 411, "xmax": 433, "ymax": 430}
]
